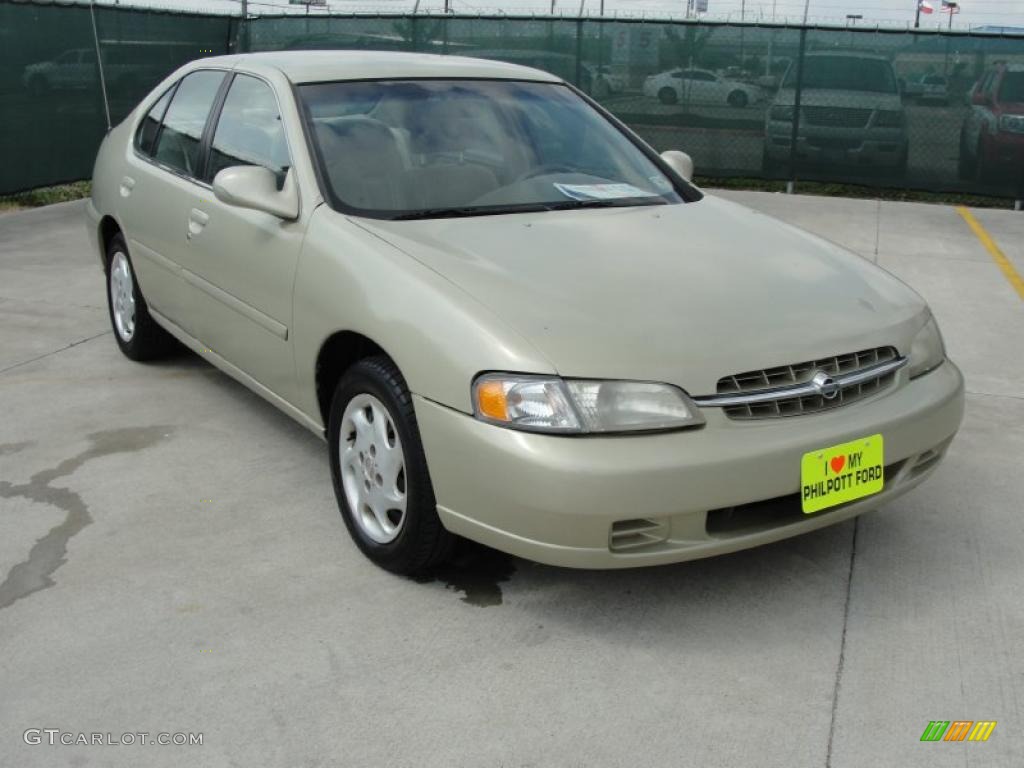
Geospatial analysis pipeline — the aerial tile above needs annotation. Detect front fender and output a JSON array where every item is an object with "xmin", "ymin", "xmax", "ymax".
[{"xmin": 292, "ymin": 207, "xmax": 556, "ymax": 425}]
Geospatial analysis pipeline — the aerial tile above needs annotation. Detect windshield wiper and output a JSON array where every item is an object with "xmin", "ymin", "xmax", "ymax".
[
  {"xmin": 389, "ymin": 203, "xmax": 552, "ymax": 221},
  {"xmin": 544, "ymin": 197, "xmax": 668, "ymax": 211},
  {"xmin": 389, "ymin": 197, "xmax": 667, "ymax": 221}
]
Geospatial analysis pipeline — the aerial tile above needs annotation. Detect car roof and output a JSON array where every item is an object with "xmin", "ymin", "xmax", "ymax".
[{"xmin": 211, "ymin": 50, "xmax": 564, "ymax": 85}]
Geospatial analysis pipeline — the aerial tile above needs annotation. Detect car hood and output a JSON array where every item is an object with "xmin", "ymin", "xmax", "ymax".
[
  {"xmin": 773, "ymin": 88, "xmax": 903, "ymax": 111},
  {"xmin": 357, "ymin": 195, "xmax": 927, "ymax": 395}
]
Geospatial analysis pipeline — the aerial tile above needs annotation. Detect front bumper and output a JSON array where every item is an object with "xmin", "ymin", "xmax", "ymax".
[
  {"xmin": 415, "ymin": 361, "xmax": 964, "ymax": 569},
  {"xmin": 765, "ymin": 122, "xmax": 907, "ymax": 168}
]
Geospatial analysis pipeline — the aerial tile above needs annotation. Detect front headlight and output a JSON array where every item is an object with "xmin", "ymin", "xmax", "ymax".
[
  {"xmin": 472, "ymin": 374, "xmax": 705, "ymax": 434},
  {"xmin": 998, "ymin": 114, "xmax": 1024, "ymax": 134},
  {"xmin": 874, "ymin": 110, "xmax": 906, "ymax": 128},
  {"xmin": 908, "ymin": 315, "xmax": 946, "ymax": 379}
]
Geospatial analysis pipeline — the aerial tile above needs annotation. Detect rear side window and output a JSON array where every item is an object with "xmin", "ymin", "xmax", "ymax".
[
  {"xmin": 152, "ymin": 70, "xmax": 225, "ymax": 178},
  {"xmin": 207, "ymin": 74, "xmax": 291, "ymax": 188},
  {"xmin": 134, "ymin": 86, "xmax": 174, "ymax": 157}
]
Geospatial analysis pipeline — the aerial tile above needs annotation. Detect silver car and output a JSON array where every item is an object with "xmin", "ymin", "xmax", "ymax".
[
  {"xmin": 86, "ymin": 52, "xmax": 963, "ymax": 575},
  {"xmin": 765, "ymin": 53, "xmax": 909, "ymax": 175}
]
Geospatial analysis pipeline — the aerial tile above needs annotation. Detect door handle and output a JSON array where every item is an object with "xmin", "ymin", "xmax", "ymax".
[
  {"xmin": 119, "ymin": 176, "xmax": 135, "ymax": 198},
  {"xmin": 187, "ymin": 208, "xmax": 209, "ymax": 240}
]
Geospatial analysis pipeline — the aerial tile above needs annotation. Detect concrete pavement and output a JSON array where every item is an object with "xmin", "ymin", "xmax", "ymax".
[{"xmin": 1, "ymin": 194, "xmax": 1022, "ymax": 767}]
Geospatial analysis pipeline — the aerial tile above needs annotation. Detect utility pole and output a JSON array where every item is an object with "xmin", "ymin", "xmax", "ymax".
[
  {"xmin": 802, "ymin": 0, "xmax": 810, "ymax": 24},
  {"xmin": 240, "ymin": 0, "xmax": 249, "ymax": 52}
]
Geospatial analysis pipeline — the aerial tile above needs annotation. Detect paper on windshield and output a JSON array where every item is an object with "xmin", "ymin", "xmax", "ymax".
[{"xmin": 553, "ymin": 183, "xmax": 658, "ymax": 201}]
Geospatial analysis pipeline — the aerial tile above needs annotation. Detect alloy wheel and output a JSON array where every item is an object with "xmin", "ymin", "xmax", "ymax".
[
  {"xmin": 109, "ymin": 251, "xmax": 136, "ymax": 342},
  {"xmin": 339, "ymin": 393, "xmax": 407, "ymax": 544}
]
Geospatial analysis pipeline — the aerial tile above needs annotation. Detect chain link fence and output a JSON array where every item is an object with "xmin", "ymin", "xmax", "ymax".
[{"xmin": 3, "ymin": 0, "xmax": 1024, "ymax": 201}]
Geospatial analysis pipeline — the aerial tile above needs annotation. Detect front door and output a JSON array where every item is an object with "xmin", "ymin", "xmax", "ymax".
[{"xmin": 175, "ymin": 73, "xmax": 304, "ymax": 403}]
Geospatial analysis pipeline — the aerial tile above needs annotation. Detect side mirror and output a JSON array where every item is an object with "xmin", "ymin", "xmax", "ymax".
[
  {"xmin": 660, "ymin": 150, "xmax": 694, "ymax": 182},
  {"xmin": 212, "ymin": 165, "xmax": 298, "ymax": 220}
]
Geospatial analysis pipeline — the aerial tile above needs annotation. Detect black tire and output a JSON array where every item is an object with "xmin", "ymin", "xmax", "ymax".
[
  {"xmin": 728, "ymin": 89, "xmax": 749, "ymax": 108},
  {"xmin": 105, "ymin": 233, "xmax": 176, "ymax": 361},
  {"xmin": 957, "ymin": 130, "xmax": 975, "ymax": 180},
  {"xmin": 658, "ymin": 86, "xmax": 678, "ymax": 105},
  {"xmin": 328, "ymin": 356, "xmax": 455, "ymax": 576}
]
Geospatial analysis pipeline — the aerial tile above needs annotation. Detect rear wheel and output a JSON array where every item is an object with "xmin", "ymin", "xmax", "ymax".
[
  {"xmin": 727, "ymin": 89, "xmax": 749, "ymax": 108},
  {"xmin": 328, "ymin": 356, "xmax": 454, "ymax": 575},
  {"xmin": 658, "ymin": 86, "xmax": 678, "ymax": 105},
  {"xmin": 105, "ymin": 234, "xmax": 175, "ymax": 361}
]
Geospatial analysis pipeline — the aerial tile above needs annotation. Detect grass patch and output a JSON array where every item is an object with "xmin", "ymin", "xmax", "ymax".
[
  {"xmin": 698, "ymin": 175, "xmax": 1019, "ymax": 210},
  {"xmin": 0, "ymin": 181, "xmax": 92, "ymax": 212}
]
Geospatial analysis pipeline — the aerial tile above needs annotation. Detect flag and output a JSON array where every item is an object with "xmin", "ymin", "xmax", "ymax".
[{"xmin": 919, "ymin": 1, "xmax": 934, "ymax": 13}]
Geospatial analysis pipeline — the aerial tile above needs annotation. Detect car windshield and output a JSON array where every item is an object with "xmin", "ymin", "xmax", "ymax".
[
  {"xmin": 785, "ymin": 56, "xmax": 897, "ymax": 93},
  {"xmin": 999, "ymin": 71, "xmax": 1024, "ymax": 102},
  {"xmin": 299, "ymin": 79, "xmax": 686, "ymax": 219}
]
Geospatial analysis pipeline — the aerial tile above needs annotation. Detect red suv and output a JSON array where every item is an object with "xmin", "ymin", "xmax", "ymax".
[{"xmin": 959, "ymin": 63, "xmax": 1024, "ymax": 182}]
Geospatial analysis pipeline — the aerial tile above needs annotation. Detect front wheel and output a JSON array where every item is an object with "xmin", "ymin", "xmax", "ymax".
[
  {"xmin": 658, "ymin": 86, "xmax": 678, "ymax": 105},
  {"xmin": 328, "ymin": 356, "xmax": 455, "ymax": 575}
]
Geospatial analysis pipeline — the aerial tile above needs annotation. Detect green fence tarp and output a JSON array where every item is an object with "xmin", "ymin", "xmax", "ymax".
[{"xmin": 3, "ymin": 0, "xmax": 1024, "ymax": 199}]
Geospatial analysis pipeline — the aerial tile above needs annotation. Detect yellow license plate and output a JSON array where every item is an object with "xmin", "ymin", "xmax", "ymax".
[{"xmin": 801, "ymin": 434, "xmax": 884, "ymax": 514}]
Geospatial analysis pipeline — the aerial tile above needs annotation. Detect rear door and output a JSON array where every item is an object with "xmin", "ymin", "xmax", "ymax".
[{"xmin": 120, "ymin": 69, "xmax": 227, "ymax": 332}]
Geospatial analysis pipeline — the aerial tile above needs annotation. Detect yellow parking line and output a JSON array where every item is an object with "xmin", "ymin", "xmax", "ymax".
[{"xmin": 956, "ymin": 206, "xmax": 1024, "ymax": 301}]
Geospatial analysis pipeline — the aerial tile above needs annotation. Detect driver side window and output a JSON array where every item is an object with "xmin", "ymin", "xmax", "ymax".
[{"xmin": 207, "ymin": 74, "xmax": 291, "ymax": 189}]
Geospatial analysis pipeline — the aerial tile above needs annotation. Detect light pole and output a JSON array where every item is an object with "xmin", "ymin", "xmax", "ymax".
[{"xmin": 802, "ymin": 0, "xmax": 811, "ymax": 24}]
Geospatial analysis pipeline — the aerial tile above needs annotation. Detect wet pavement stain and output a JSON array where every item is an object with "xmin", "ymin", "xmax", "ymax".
[
  {"xmin": 0, "ymin": 441, "xmax": 34, "ymax": 457},
  {"xmin": 417, "ymin": 542, "xmax": 516, "ymax": 607},
  {"xmin": 0, "ymin": 426, "xmax": 172, "ymax": 610}
]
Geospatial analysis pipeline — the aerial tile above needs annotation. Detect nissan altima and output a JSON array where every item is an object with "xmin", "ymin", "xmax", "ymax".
[{"xmin": 86, "ymin": 51, "xmax": 964, "ymax": 575}]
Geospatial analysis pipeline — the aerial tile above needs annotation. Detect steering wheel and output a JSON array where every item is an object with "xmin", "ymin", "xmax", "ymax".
[{"xmin": 513, "ymin": 163, "xmax": 580, "ymax": 183}]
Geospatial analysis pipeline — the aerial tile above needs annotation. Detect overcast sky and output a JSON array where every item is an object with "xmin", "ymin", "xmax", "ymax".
[{"xmin": 130, "ymin": 0, "xmax": 1024, "ymax": 28}]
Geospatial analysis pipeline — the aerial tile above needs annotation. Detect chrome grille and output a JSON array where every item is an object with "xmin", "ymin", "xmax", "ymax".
[
  {"xmin": 803, "ymin": 106, "xmax": 872, "ymax": 128},
  {"xmin": 715, "ymin": 346, "xmax": 900, "ymax": 420}
]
